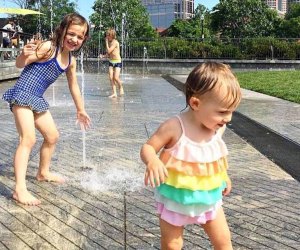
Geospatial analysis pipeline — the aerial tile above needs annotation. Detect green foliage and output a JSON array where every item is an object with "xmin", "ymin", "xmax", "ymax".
[
  {"xmin": 90, "ymin": 0, "xmax": 157, "ymax": 40},
  {"xmin": 16, "ymin": 0, "xmax": 76, "ymax": 37},
  {"xmin": 278, "ymin": 17, "xmax": 300, "ymax": 38},
  {"xmin": 167, "ymin": 19, "xmax": 198, "ymax": 38},
  {"xmin": 167, "ymin": 4, "xmax": 215, "ymax": 39},
  {"xmin": 285, "ymin": 3, "xmax": 300, "ymax": 20},
  {"xmin": 211, "ymin": 0, "xmax": 280, "ymax": 38},
  {"xmin": 243, "ymin": 37, "xmax": 275, "ymax": 60},
  {"xmin": 241, "ymin": 37, "xmax": 298, "ymax": 60}
]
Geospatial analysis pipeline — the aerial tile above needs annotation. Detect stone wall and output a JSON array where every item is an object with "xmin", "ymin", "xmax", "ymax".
[
  {"xmin": 0, "ymin": 61, "xmax": 22, "ymax": 81},
  {"xmin": 81, "ymin": 58, "xmax": 300, "ymax": 75},
  {"xmin": 1, "ymin": 58, "xmax": 300, "ymax": 82}
]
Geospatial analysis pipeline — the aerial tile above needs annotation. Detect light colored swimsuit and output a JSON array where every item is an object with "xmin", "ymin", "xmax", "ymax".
[
  {"xmin": 155, "ymin": 115, "xmax": 229, "ymax": 226},
  {"xmin": 2, "ymin": 48, "xmax": 71, "ymax": 112}
]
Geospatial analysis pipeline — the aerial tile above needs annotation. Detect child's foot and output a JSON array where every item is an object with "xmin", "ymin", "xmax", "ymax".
[
  {"xmin": 108, "ymin": 93, "xmax": 117, "ymax": 98},
  {"xmin": 36, "ymin": 172, "xmax": 65, "ymax": 183},
  {"xmin": 13, "ymin": 190, "xmax": 41, "ymax": 206},
  {"xmin": 119, "ymin": 87, "xmax": 124, "ymax": 96}
]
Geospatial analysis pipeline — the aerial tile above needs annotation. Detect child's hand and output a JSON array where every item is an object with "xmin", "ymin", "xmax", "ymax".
[
  {"xmin": 76, "ymin": 111, "xmax": 91, "ymax": 130},
  {"xmin": 144, "ymin": 158, "xmax": 168, "ymax": 188},
  {"xmin": 22, "ymin": 43, "xmax": 37, "ymax": 56},
  {"xmin": 223, "ymin": 177, "xmax": 232, "ymax": 196}
]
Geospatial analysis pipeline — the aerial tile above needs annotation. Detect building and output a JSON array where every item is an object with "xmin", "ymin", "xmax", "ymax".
[
  {"xmin": 141, "ymin": 0, "xmax": 194, "ymax": 29},
  {"xmin": 266, "ymin": 0, "xmax": 300, "ymax": 13},
  {"xmin": 265, "ymin": 0, "xmax": 287, "ymax": 13}
]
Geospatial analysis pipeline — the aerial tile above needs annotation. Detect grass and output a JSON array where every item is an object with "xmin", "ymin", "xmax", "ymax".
[{"xmin": 235, "ymin": 70, "xmax": 300, "ymax": 104}]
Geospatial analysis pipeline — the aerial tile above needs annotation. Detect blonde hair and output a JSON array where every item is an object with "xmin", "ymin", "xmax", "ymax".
[
  {"xmin": 106, "ymin": 28, "xmax": 116, "ymax": 39},
  {"xmin": 185, "ymin": 62, "xmax": 241, "ymax": 109}
]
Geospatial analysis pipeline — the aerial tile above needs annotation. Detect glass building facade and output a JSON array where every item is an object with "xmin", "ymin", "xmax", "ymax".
[{"xmin": 141, "ymin": 0, "xmax": 194, "ymax": 28}]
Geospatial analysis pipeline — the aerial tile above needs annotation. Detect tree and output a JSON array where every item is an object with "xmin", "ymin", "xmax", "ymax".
[
  {"xmin": 278, "ymin": 17, "xmax": 300, "ymax": 38},
  {"xmin": 90, "ymin": 0, "xmax": 157, "ymax": 39},
  {"xmin": 167, "ymin": 19, "xmax": 198, "ymax": 38},
  {"xmin": 277, "ymin": 3, "xmax": 300, "ymax": 38},
  {"xmin": 210, "ymin": 0, "xmax": 280, "ymax": 38},
  {"xmin": 285, "ymin": 3, "xmax": 300, "ymax": 20},
  {"xmin": 167, "ymin": 4, "xmax": 213, "ymax": 39}
]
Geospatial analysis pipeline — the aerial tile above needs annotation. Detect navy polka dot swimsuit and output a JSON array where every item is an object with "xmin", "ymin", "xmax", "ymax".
[{"xmin": 2, "ymin": 47, "xmax": 71, "ymax": 113}]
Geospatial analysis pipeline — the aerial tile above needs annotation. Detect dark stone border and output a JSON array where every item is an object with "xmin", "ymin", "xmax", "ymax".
[{"xmin": 162, "ymin": 75, "xmax": 300, "ymax": 182}]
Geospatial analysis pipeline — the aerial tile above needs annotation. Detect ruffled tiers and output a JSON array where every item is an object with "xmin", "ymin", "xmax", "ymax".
[
  {"xmin": 157, "ymin": 182, "xmax": 226, "ymax": 205},
  {"xmin": 165, "ymin": 169, "xmax": 228, "ymax": 191},
  {"xmin": 2, "ymin": 88, "xmax": 49, "ymax": 112},
  {"xmin": 164, "ymin": 133, "xmax": 228, "ymax": 163},
  {"xmin": 155, "ymin": 191, "xmax": 222, "ymax": 217},
  {"xmin": 157, "ymin": 202, "xmax": 219, "ymax": 226},
  {"xmin": 160, "ymin": 151, "xmax": 228, "ymax": 176}
]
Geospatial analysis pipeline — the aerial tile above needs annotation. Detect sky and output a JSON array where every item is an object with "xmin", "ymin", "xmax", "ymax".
[{"xmin": 1, "ymin": 0, "xmax": 220, "ymax": 21}]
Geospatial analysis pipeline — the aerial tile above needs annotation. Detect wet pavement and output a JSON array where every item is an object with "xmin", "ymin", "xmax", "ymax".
[{"xmin": 0, "ymin": 72, "xmax": 299, "ymax": 249}]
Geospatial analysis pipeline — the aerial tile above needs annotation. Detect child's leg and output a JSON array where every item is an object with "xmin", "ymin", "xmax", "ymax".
[
  {"xmin": 34, "ymin": 111, "xmax": 64, "ymax": 183},
  {"xmin": 108, "ymin": 66, "xmax": 117, "ymax": 98},
  {"xmin": 12, "ymin": 106, "xmax": 40, "ymax": 205},
  {"xmin": 113, "ymin": 67, "xmax": 124, "ymax": 95},
  {"xmin": 201, "ymin": 207, "xmax": 233, "ymax": 250},
  {"xmin": 160, "ymin": 218, "xmax": 184, "ymax": 250}
]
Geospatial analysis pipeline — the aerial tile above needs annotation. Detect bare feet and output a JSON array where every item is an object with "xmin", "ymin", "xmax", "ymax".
[
  {"xmin": 109, "ymin": 93, "xmax": 117, "ymax": 98},
  {"xmin": 119, "ymin": 87, "xmax": 124, "ymax": 96},
  {"xmin": 13, "ymin": 190, "xmax": 41, "ymax": 206},
  {"xmin": 36, "ymin": 172, "xmax": 65, "ymax": 183}
]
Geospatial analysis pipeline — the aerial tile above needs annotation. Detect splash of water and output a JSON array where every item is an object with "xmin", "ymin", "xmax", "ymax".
[
  {"xmin": 143, "ymin": 46, "xmax": 148, "ymax": 78},
  {"xmin": 37, "ymin": 0, "xmax": 42, "ymax": 35},
  {"xmin": 49, "ymin": 0, "xmax": 56, "ymax": 105},
  {"xmin": 80, "ymin": 166, "xmax": 144, "ymax": 193},
  {"xmin": 80, "ymin": 51, "xmax": 86, "ymax": 168},
  {"xmin": 121, "ymin": 12, "xmax": 127, "ymax": 79},
  {"xmin": 109, "ymin": 0, "xmax": 116, "ymax": 28},
  {"xmin": 50, "ymin": 0, "xmax": 53, "ymax": 35}
]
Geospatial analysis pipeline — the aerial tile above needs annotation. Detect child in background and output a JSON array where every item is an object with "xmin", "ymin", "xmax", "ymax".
[
  {"xmin": 100, "ymin": 28, "xmax": 124, "ymax": 98},
  {"xmin": 2, "ymin": 13, "xmax": 91, "ymax": 206},
  {"xmin": 140, "ymin": 62, "xmax": 242, "ymax": 249}
]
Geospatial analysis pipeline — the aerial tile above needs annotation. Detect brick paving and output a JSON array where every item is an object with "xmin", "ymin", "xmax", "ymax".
[{"xmin": 0, "ymin": 72, "xmax": 299, "ymax": 249}]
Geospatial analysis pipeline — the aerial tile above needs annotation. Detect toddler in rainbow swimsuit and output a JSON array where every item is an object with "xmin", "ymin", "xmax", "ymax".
[{"xmin": 141, "ymin": 62, "xmax": 242, "ymax": 250}]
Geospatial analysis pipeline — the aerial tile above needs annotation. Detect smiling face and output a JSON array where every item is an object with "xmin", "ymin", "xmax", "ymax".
[
  {"xmin": 185, "ymin": 62, "xmax": 241, "ymax": 132},
  {"xmin": 63, "ymin": 23, "xmax": 87, "ymax": 51},
  {"xmin": 189, "ymin": 84, "xmax": 238, "ymax": 131}
]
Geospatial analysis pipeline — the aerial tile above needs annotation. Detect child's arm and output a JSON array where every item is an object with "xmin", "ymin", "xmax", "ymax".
[
  {"xmin": 140, "ymin": 118, "xmax": 179, "ymax": 187},
  {"xmin": 99, "ymin": 53, "xmax": 108, "ymax": 59},
  {"xmin": 15, "ymin": 41, "xmax": 52, "ymax": 68},
  {"xmin": 219, "ymin": 125, "xmax": 232, "ymax": 196},
  {"xmin": 66, "ymin": 57, "xmax": 91, "ymax": 130},
  {"xmin": 105, "ymin": 39, "xmax": 118, "ymax": 54},
  {"xmin": 223, "ymin": 176, "xmax": 232, "ymax": 196}
]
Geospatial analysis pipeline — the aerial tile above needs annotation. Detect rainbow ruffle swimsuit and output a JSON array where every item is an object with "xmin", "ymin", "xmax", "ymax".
[{"xmin": 155, "ymin": 116, "xmax": 229, "ymax": 226}]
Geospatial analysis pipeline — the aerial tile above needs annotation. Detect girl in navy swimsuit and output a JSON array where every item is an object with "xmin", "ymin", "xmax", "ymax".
[{"xmin": 2, "ymin": 13, "xmax": 91, "ymax": 205}]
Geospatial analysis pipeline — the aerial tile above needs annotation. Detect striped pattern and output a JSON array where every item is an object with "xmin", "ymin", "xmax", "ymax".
[{"xmin": 154, "ymin": 116, "xmax": 229, "ymax": 226}]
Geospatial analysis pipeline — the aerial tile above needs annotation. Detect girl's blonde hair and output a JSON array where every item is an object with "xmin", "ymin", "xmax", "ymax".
[
  {"xmin": 106, "ymin": 28, "xmax": 116, "ymax": 39},
  {"xmin": 185, "ymin": 62, "xmax": 242, "ymax": 109}
]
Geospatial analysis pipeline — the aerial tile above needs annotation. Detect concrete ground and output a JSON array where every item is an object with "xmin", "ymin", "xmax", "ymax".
[{"xmin": 0, "ymin": 72, "xmax": 299, "ymax": 249}]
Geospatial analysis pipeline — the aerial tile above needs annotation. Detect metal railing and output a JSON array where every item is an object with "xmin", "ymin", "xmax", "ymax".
[
  {"xmin": 3, "ymin": 35, "xmax": 300, "ymax": 62},
  {"xmin": 84, "ymin": 37, "xmax": 300, "ymax": 61},
  {"xmin": 0, "ymin": 29, "xmax": 33, "ymax": 62}
]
